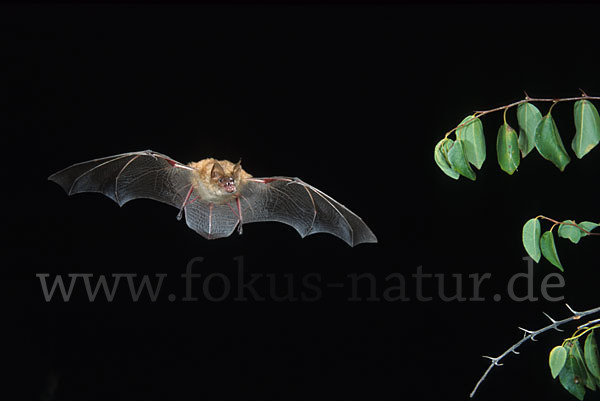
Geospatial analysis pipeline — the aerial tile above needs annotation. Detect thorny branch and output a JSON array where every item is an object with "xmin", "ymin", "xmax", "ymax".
[{"xmin": 470, "ymin": 304, "xmax": 600, "ymax": 398}]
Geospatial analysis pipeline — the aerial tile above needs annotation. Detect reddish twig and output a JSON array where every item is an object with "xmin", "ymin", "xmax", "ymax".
[
  {"xmin": 536, "ymin": 215, "xmax": 600, "ymax": 236},
  {"xmin": 444, "ymin": 92, "xmax": 600, "ymax": 139}
]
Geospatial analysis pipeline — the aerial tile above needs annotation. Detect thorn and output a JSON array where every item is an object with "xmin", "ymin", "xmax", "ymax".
[
  {"xmin": 518, "ymin": 327, "xmax": 539, "ymax": 341},
  {"xmin": 511, "ymin": 349, "xmax": 520, "ymax": 355},
  {"xmin": 494, "ymin": 361, "xmax": 504, "ymax": 367},
  {"xmin": 542, "ymin": 312, "xmax": 557, "ymax": 323},
  {"xmin": 566, "ymin": 304, "xmax": 579, "ymax": 315},
  {"xmin": 553, "ymin": 327, "xmax": 565, "ymax": 332},
  {"xmin": 518, "ymin": 327, "xmax": 534, "ymax": 335},
  {"xmin": 523, "ymin": 90, "xmax": 530, "ymax": 100},
  {"xmin": 482, "ymin": 355, "xmax": 497, "ymax": 361},
  {"xmin": 579, "ymin": 88, "xmax": 588, "ymax": 97}
]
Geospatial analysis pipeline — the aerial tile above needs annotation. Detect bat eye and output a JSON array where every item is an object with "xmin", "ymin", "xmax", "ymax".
[{"xmin": 218, "ymin": 177, "xmax": 235, "ymax": 187}]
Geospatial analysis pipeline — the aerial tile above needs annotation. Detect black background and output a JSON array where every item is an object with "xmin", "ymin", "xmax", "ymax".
[{"xmin": 4, "ymin": 4, "xmax": 600, "ymax": 401}]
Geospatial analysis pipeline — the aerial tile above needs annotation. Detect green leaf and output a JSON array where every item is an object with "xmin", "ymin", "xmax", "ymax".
[
  {"xmin": 560, "ymin": 342, "xmax": 588, "ymax": 400},
  {"xmin": 550, "ymin": 345, "xmax": 568, "ymax": 379},
  {"xmin": 535, "ymin": 113, "xmax": 571, "ymax": 171},
  {"xmin": 579, "ymin": 221, "xmax": 600, "ymax": 235},
  {"xmin": 571, "ymin": 339, "xmax": 597, "ymax": 391},
  {"xmin": 496, "ymin": 123, "xmax": 520, "ymax": 174},
  {"xmin": 559, "ymin": 357, "xmax": 587, "ymax": 400},
  {"xmin": 517, "ymin": 102, "xmax": 542, "ymax": 157},
  {"xmin": 456, "ymin": 115, "xmax": 486, "ymax": 169},
  {"xmin": 448, "ymin": 139, "xmax": 476, "ymax": 181},
  {"xmin": 558, "ymin": 220, "xmax": 583, "ymax": 244},
  {"xmin": 541, "ymin": 230, "xmax": 564, "ymax": 271},
  {"xmin": 558, "ymin": 220, "xmax": 600, "ymax": 242},
  {"xmin": 522, "ymin": 218, "xmax": 541, "ymax": 263},
  {"xmin": 584, "ymin": 332, "xmax": 600, "ymax": 381},
  {"xmin": 572, "ymin": 99, "xmax": 600, "ymax": 159},
  {"xmin": 434, "ymin": 138, "xmax": 460, "ymax": 180}
]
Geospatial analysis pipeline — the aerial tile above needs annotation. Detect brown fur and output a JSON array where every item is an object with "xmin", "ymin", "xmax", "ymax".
[{"xmin": 187, "ymin": 158, "xmax": 252, "ymax": 204}]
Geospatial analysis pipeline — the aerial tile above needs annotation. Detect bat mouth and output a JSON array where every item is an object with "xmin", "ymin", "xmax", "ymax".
[{"xmin": 223, "ymin": 181, "xmax": 236, "ymax": 193}]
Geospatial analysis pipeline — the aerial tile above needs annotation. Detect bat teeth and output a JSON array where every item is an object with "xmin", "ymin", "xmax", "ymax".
[{"xmin": 224, "ymin": 181, "xmax": 236, "ymax": 193}]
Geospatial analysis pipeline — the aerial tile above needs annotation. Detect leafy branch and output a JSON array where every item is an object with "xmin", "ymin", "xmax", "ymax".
[
  {"xmin": 522, "ymin": 217, "xmax": 599, "ymax": 271},
  {"xmin": 444, "ymin": 90, "xmax": 600, "ymax": 138},
  {"xmin": 435, "ymin": 91, "xmax": 600, "ymax": 400},
  {"xmin": 435, "ymin": 91, "xmax": 600, "ymax": 180},
  {"xmin": 470, "ymin": 305, "xmax": 600, "ymax": 398},
  {"xmin": 549, "ymin": 325, "xmax": 600, "ymax": 400},
  {"xmin": 535, "ymin": 216, "xmax": 600, "ymax": 237}
]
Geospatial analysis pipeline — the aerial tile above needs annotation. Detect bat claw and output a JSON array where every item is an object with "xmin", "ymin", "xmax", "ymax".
[{"xmin": 143, "ymin": 150, "xmax": 158, "ymax": 159}]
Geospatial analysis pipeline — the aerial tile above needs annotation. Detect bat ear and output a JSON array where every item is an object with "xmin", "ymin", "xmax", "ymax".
[
  {"xmin": 233, "ymin": 159, "xmax": 242, "ymax": 179},
  {"xmin": 211, "ymin": 161, "xmax": 225, "ymax": 180}
]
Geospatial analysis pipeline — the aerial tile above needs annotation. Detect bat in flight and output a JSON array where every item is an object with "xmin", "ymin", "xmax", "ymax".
[{"xmin": 48, "ymin": 150, "xmax": 377, "ymax": 246}]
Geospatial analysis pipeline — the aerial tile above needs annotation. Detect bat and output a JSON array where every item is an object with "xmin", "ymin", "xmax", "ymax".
[{"xmin": 48, "ymin": 150, "xmax": 377, "ymax": 246}]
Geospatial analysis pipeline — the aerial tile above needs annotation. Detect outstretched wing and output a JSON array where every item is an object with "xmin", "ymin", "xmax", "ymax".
[
  {"xmin": 238, "ymin": 177, "xmax": 377, "ymax": 246},
  {"xmin": 48, "ymin": 150, "xmax": 194, "ymax": 210},
  {"xmin": 48, "ymin": 150, "xmax": 244, "ymax": 240}
]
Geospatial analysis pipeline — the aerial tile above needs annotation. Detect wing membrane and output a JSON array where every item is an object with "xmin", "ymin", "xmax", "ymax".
[
  {"xmin": 240, "ymin": 178, "xmax": 377, "ymax": 246},
  {"xmin": 48, "ymin": 150, "xmax": 193, "ymax": 208},
  {"xmin": 183, "ymin": 199, "xmax": 241, "ymax": 240}
]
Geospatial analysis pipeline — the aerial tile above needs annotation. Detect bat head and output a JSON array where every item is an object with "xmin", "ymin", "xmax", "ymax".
[
  {"xmin": 189, "ymin": 157, "xmax": 252, "ymax": 201},
  {"xmin": 210, "ymin": 160, "xmax": 244, "ymax": 194}
]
